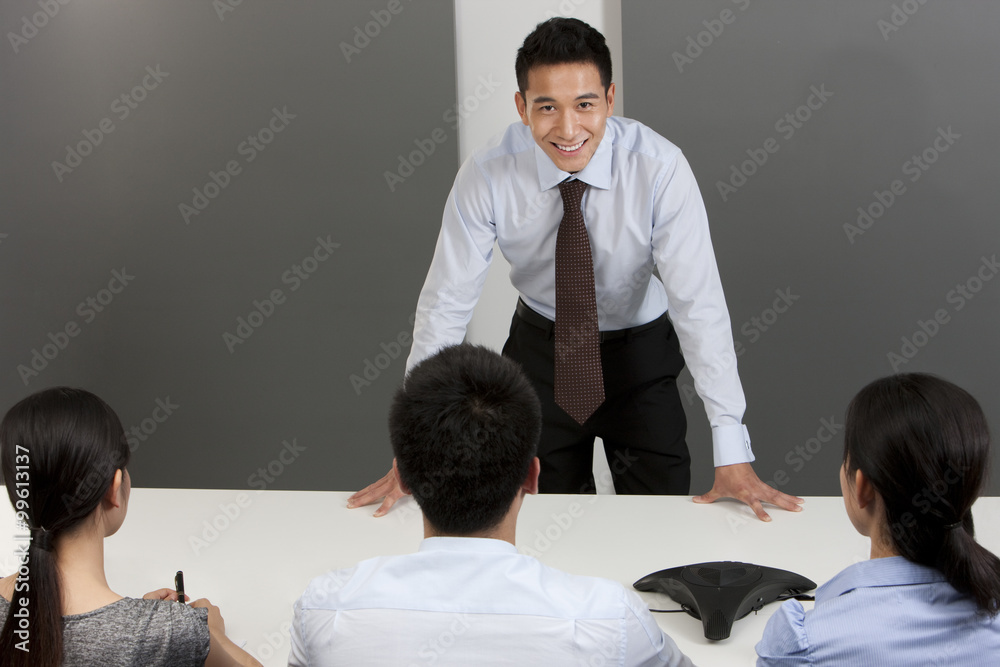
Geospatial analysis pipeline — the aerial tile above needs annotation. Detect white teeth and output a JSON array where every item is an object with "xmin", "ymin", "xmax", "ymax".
[{"xmin": 556, "ymin": 140, "xmax": 584, "ymax": 152}]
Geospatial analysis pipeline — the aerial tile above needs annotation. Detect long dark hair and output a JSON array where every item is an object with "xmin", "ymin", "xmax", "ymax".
[
  {"xmin": 844, "ymin": 373, "xmax": 1000, "ymax": 615},
  {"xmin": 0, "ymin": 387, "xmax": 131, "ymax": 667}
]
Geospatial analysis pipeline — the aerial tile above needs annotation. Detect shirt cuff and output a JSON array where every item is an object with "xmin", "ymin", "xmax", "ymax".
[{"xmin": 712, "ymin": 424, "xmax": 754, "ymax": 467}]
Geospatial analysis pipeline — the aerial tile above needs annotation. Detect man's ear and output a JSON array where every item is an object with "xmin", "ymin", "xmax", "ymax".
[
  {"xmin": 605, "ymin": 81, "xmax": 616, "ymax": 117},
  {"xmin": 392, "ymin": 458, "xmax": 411, "ymax": 495},
  {"xmin": 853, "ymin": 469, "xmax": 877, "ymax": 510},
  {"xmin": 104, "ymin": 469, "xmax": 124, "ymax": 509},
  {"xmin": 514, "ymin": 90, "xmax": 528, "ymax": 125},
  {"xmin": 522, "ymin": 457, "xmax": 541, "ymax": 496}
]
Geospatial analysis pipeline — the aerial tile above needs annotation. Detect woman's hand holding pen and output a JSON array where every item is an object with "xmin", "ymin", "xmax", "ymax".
[{"xmin": 143, "ymin": 587, "xmax": 189, "ymax": 602}]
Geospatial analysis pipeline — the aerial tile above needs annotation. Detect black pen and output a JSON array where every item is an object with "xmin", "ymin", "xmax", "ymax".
[{"xmin": 175, "ymin": 570, "xmax": 185, "ymax": 604}]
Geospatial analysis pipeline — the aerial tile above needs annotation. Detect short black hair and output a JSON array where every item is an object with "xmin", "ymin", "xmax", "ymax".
[
  {"xmin": 515, "ymin": 17, "xmax": 612, "ymax": 95},
  {"xmin": 389, "ymin": 344, "xmax": 541, "ymax": 535}
]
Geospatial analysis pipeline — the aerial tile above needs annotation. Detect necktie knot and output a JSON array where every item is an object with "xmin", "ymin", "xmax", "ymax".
[{"xmin": 558, "ymin": 179, "xmax": 587, "ymax": 214}]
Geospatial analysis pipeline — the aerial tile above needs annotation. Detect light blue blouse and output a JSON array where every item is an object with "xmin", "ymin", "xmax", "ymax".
[{"xmin": 756, "ymin": 556, "xmax": 1000, "ymax": 666}]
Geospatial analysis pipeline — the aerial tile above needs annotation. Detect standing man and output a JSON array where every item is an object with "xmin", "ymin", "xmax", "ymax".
[{"xmin": 350, "ymin": 17, "xmax": 802, "ymax": 521}]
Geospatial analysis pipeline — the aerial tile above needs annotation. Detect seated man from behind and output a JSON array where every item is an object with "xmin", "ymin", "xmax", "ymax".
[{"xmin": 289, "ymin": 344, "xmax": 693, "ymax": 666}]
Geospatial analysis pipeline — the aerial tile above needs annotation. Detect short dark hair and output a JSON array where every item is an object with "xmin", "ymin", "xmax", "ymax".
[
  {"xmin": 389, "ymin": 344, "xmax": 542, "ymax": 535},
  {"xmin": 515, "ymin": 17, "xmax": 612, "ymax": 95},
  {"xmin": 844, "ymin": 373, "xmax": 1000, "ymax": 615}
]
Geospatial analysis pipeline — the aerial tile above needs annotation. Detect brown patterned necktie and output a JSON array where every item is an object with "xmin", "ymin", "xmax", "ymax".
[{"xmin": 554, "ymin": 179, "xmax": 605, "ymax": 424}]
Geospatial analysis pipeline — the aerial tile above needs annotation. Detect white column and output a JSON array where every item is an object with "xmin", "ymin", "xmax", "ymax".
[{"xmin": 453, "ymin": 0, "xmax": 624, "ymax": 492}]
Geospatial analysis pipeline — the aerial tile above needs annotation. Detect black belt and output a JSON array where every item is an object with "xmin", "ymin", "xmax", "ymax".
[{"xmin": 515, "ymin": 299, "xmax": 666, "ymax": 343}]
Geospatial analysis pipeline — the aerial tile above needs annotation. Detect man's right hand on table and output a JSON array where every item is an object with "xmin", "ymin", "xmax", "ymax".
[{"xmin": 347, "ymin": 463, "xmax": 409, "ymax": 517}]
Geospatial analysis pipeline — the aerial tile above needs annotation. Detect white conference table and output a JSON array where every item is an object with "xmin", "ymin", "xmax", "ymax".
[{"xmin": 1, "ymin": 490, "xmax": 998, "ymax": 666}]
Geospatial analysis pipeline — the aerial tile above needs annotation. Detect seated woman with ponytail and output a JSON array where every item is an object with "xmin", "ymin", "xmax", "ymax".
[
  {"xmin": 756, "ymin": 373, "xmax": 1000, "ymax": 665},
  {"xmin": 0, "ymin": 387, "xmax": 261, "ymax": 667}
]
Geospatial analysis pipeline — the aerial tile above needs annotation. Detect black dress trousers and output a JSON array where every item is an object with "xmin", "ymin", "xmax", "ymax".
[{"xmin": 502, "ymin": 302, "xmax": 691, "ymax": 495}]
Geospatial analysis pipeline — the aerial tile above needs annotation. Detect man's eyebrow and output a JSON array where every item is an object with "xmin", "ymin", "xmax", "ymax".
[{"xmin": 531, "ymin": 92, "xmax": 602, "ymax": 104}]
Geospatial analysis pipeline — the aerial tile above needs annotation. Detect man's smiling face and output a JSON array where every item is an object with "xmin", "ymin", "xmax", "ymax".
[{"xmin": 514, "ymin": 62, "xmax": 615, "ymax": 174}]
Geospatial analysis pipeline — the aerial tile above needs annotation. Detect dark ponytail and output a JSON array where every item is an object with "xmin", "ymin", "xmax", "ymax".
[
  {"xmin": 844, "ymin": 373, "xmax": 1000, "ymax": 615},
  {"xmin": 0, "ymin": 388, "xmax": 131, "ymax": 667}
]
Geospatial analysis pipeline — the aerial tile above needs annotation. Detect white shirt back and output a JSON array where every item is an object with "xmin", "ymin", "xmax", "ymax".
[{"xmin": 289, "ymin": 537, "xmax": 692, "ymax": 667}]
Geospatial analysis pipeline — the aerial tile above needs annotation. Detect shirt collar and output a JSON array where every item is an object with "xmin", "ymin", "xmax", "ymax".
[
  {"xmin": 418, "ymin": 536, "xmax": 518, "ymax": 555},
  {"xmin": 817, "ymin": 556, "xmax": 947, "ymax": 602},
  {"xmin": 534, "ymin": 117, "xmax": 615, "ymax": 192}
]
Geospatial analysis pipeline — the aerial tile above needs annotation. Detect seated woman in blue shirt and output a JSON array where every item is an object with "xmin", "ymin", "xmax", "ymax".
[{"xmin": 756, "ymin": 373, "xmax": 1000, "ymax": 665}]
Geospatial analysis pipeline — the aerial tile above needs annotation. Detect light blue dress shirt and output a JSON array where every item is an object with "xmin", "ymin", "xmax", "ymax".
[
  {"xmin": 755, "ymin": 556, "xmax": 1000, "ymax": 666},
  {"xmin": 406, "ymin": 116, "xmax": 752, "ymax": 466},
  {"xmin": 289, "ymin": 536, "xmax": 693, "ymax": 667}
]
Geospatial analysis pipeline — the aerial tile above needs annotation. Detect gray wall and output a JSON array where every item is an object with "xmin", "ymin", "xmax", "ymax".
[
  {"xmin": 5, "ymin": 1, "xmax": 998, "ymax": 498},
  {"xmin": 1, "ymin": 1, "xmax": 458, "ymax": 490},
  {"xmin": 623, "ymin": 1, "xmax": 1000, "ymax": 495}
]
